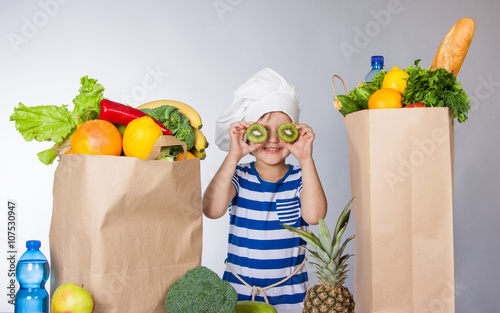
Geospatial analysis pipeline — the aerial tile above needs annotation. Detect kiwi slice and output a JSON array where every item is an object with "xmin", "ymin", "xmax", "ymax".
[
  {"xmin": 246, "ymin": 124, "xmax": 267, "ymax": 143},
  {"xmin": 278, "ymin": 123, "xmax": 298, "ymax": 142}
]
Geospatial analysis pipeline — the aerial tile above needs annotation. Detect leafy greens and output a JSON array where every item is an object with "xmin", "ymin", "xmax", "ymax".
[{"xmin": 9, "ymin": 76, "xmax": 105, "ymax": 165}]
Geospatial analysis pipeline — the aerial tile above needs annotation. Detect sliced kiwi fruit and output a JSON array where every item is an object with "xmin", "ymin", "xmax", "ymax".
[
  {"xmin": 278, "ymin": 123, "xmax": 298, "ymax": 142},
  {"xmin": 246, "ymin": 124, "xmax": 267, "ymax": 143}
]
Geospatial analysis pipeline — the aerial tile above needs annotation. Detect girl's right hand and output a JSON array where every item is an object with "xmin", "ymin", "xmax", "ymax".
[{"xmin": 228, "ymin": 121, "xmax": 261, "ymax": 160}]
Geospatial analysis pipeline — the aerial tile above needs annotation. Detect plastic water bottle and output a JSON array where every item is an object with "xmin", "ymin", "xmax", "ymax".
[
  {"xmin": 363, "ymin": 55, "xmax": 384, "ymax": 84},
  {"xmin": 15, "ymin": 240, "xmax": 50, "ymax": 313}
]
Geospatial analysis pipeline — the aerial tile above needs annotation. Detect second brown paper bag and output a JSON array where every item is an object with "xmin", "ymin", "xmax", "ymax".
[{"xmin": 344, "ymin": 108, "xmax": 455, "ymax": 313}]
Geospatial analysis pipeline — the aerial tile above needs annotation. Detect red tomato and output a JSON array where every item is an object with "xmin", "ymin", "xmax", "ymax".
[{"xmin": 404, "ymin": 103, "xmax": 426, "ymax": 108}]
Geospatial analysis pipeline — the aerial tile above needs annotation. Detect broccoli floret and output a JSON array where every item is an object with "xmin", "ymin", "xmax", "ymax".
[
  {"xmin": 165, "ymin": 266, "xmax": 238, "ymax": 313},
  {"xmin": 175, "ymin": 123, "xmax": 195, "ymax": 150},
  {"xmin": 141, "ymin": 105, "xmax": 187, "ymax": 134},
  {"xmin": 155, "ymin": 146, "xmax": 177, "ymax": 161},
  {"xmin": 140, "ymin": 105, "xmax": 195, "ymax": 152},
  {"xmin": 139, "ymin": 107, "xmax": 166, "ymax": 123},
  {"xmin": 162, "ymin": 105, "xmax": 189, "ymax": 134}
]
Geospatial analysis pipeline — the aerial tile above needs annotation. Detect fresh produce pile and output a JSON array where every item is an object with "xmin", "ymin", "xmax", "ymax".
[
  {"xmin": 335, "ymin": 60, "xmax": 471, "ymax": 122},
  {"xmin": 335, "ymin": 17, "xmax": 475, "ymax": 123},
  {"xmin": 9, "ymin": 76, "xmax": 208, "ymax": 164}
]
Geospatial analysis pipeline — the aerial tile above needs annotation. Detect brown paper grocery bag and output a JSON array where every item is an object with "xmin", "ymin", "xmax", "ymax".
[
  {"xmin": 344, "ymin": 108, "xmax": 455, "ymax": 313},
  {"xmin": 49, "ymin": 136, "xmax": 202, "ymax": 313}
]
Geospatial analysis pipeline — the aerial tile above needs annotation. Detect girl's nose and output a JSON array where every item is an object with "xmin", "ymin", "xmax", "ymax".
[{"xmin": 267, "ymin": 130, "xmax": 280, "ymax": 143}]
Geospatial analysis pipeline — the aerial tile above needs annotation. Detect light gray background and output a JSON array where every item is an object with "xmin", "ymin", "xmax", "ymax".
[{"xmin": 1, "ymin": 1, "xmax": 499, "ymax": 312}]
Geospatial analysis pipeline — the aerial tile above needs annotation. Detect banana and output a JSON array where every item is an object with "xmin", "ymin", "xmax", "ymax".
[
  {"xmin": 138, "ymin": 99, "xmax": 203, "ymax": 129},
  {"xmin": 193, "ymin": 127, "xmax": 208, "ymax": 153},
  {"xmin": 190, "ymin": 147, "xmax": 206, "ymax": 160}
]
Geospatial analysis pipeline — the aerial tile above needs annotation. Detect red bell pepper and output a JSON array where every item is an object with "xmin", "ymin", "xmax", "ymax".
[
  {"xmin": 99, "ymin": 99, "xmax": 172, "ymax": 135},
  {"xmin": 404, "ymin": 102, "xmax": 426, "ymax": 108}
]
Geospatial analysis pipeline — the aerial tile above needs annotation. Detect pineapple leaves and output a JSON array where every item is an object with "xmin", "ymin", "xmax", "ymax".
[
  {"xmin": 281, "ymin": 199, "xmax": 355, "ymax": 287},
  {"xmin": 309, "ymin": 261, "xmax": 333, "ymax": 285},
  {"xmin": 331, "ymin": 199, "xmax": 353, "ymax": 257},
  {"xmin": 318, "ymin": 217, "xmax": 333, "ymax": 256},
  {"xmin": 331, "ymin": 223, "xmax": 348, "ymax": 258},
  {"xmin": 303, "ymin": 245, "xmax": 331, "ymax": 265},
  {"xmin": 317, "ymin": 247, "xmax": 331, "ymax": 265},
  {"xmin": 334, "ymin": 235, "xmax": 355, "ymax": 265},
  {"xmin": 333, "ymin": 199, "xmax": 353, "ymax": 243},
  {"xmin": 281, "ymin": 225, "xmax": 332, "ymax": 264},
  {"xmin": 281, "ymin": 224, "xmax": 322, "ymax": 251},
  {"xmin": 338, "ymin": 254, "xmax": 353, "ymax": 269}
]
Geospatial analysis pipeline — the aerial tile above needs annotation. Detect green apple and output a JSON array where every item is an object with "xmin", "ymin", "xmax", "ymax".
[
  {"xmin": 51, "ymin": 283, "xmax": 94, "ymax": 313},
  {"xmin": 114, "ymin": 123, "xmax": 127, "ymax": 136}
]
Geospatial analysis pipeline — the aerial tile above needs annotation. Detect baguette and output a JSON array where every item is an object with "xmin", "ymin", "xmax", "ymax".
[{"xmin": 430, "ymin": 17, "xmax": 475, "ymax": 76}]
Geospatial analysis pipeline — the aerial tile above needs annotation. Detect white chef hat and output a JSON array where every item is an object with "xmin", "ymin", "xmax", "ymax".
[{"xmin": 215, "ymin": 68, "xmax": 302, "ymax": 151}]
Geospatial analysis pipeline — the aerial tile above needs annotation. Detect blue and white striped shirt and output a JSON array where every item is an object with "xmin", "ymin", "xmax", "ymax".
[{"xmin": 222, "ymin": 162, "xmax": 309, "ymax": 310}]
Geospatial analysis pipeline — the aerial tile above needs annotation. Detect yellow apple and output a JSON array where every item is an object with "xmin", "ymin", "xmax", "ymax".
[{"xmin": 51, "ymin": 283, "xmax": 94, "ymax": 313}]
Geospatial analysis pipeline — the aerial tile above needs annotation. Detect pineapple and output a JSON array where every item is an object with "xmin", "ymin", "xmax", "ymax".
[{"xmin": 282, "ymin": 199, "xmax": 355, "ymax": 313}]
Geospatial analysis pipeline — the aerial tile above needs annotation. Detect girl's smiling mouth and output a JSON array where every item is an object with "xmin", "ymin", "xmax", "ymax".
[{"xmin": 263, "ymin": 147, "xmax": 282, "ymax": 153}]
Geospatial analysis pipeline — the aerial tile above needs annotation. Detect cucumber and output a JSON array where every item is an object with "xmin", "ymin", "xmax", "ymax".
[{"xmin": 235, "ymin": 300, "xmax": 277, "ymax": 313}]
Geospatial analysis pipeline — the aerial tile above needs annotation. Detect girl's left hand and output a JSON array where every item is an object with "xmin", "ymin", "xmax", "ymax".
[{"xmin": 283, "ymin": 123, "xmax": 315, "ymax": 160}]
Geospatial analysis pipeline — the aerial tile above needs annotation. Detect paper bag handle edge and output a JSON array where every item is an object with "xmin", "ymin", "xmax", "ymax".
[
  {"xmin": 332, "ymin": 74, "xmax": 348, "ymax": 97},
  {"xmin": 147, "ymin": 135, "xmax": 187, "ymax": 160},
  {"xmin": 332, "ymin": 74, "xmax": 348, "ymax": 114}
]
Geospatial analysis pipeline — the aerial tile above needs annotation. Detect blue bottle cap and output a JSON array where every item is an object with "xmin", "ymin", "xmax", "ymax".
[
  {"xmin": 371, "ymin": 55, "xmax": 384, "ymax": 66},
  {"xmin": 26, "ymin": 240, "xmax": 41, "ymax": 249}
]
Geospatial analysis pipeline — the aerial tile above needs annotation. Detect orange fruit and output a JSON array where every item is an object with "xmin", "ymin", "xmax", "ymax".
[
  {"xmin": 174, "ymin": 151, "xmax": 197, "ymax": 161},
  {"xmin": 368, "ymin": 88, "xmax": 403, "ymax": 109},
  {"xmin": 70, "ymin": 120, "xmax": 122, "ymax": 155},
  {"xmin": 64, "ymin": 149, "xmax": 75, "ymax": 154},
  {"xmin": 382, "ymin": 66, "xmax": 410, "ymax": 95},
  {"xmin": 123, "ymin": 116, "xmax": 163, "ymax": 159}
]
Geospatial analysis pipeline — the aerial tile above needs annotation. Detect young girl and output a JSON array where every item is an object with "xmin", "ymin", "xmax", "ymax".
[{"xmin": 203, "ymin": 68, "xmax": 327, "ymax": 310}]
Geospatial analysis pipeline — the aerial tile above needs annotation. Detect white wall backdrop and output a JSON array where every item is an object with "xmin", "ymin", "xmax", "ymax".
[{"xmin": 1, "ymin": 1, "xmax": 499, "ymax": 312}]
